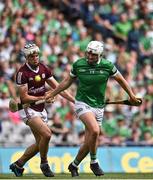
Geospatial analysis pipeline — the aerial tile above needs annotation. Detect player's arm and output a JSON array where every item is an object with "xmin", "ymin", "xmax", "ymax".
[
  {"xmin": 18, "ymin": 84, "xmax": 45, "ymax": 104},
  {"xmin": 6, "ymin": 79, "xmax": 18, "ymax": 101},
  {"xmin": 46, "ymin": 75, "xmax": 75, "ymax": 103},
  {"xmin": 46, "ymin": 76, "xmax": 75, "ymax": 103},
  {"xmin": 16, "ymin": 70, "xmax": 45, "ymax": 104},
  {"xmin": 113, "ymin": 72, "xmax": 140, "ymax": 103}
]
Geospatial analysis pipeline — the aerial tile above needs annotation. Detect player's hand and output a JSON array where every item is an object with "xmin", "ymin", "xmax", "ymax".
[
  {"xmin": 129, "ymin": 95, "xmax": 142, "ymax": 106},
  {"xmin": 13, "ymin": 97, "xmax": 21, "ymax": 103},
  {"xmin": 45, "ymin": 97, "xmax": 55, "ymax": 104},
  {"xmin": 45, "ymin": 90, "xmax": 55, "ymax": 102},
  {"xmin": 9, "ymin": 98, "xmax": 18, "ymax": 112}
]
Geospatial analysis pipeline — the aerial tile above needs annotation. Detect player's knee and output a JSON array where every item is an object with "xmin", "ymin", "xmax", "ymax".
[
  {"xmin": 91, "ymin": 128, "xmax": 99, "ymax": 138},
  {"xmin": 43, "ymin": 130, "xmax": 52, "ymax": 141}
]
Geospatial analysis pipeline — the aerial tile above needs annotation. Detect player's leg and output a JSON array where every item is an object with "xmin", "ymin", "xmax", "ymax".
[
  {"xmin": 68, "ymin": 129, "xmax": 90, "ymax": 177},
  {"xmin": 79, "ymin": 112, "xmax": 104, "ymax": 176},
  {"xmin": 80, "ymin": 112, "xmax": 100, "ymax": 159},
  {"xmin": 14, "ymin": 128, "xmax": 40, "ymax": 167},
  {"xmin": 69, "ymin": 101, "xmax": 104, "ymax": 176},
  {"xmin": 27, "ymin": 117, "xmax": 54, "ymax": 177},
  {"xmin": 73, "ymin": 129, "xmax": 90, "ymax": 163},
  {"xmin": 9, "ymin": 124, "xmax": 40, "ymax": 176},
  {"xmin": 10, "ymin": 143, "xmax": 39, "ymax": 166},
  {"xmin": 68, "ymin": 112, "xmax": 102, "ymax": 176}
]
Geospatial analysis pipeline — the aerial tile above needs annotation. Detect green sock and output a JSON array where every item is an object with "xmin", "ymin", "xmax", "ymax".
[
  {"xmin": 73, "ymin": 158, "xmax": 80, "ymax": 166},
  {"xmin": 90, "ymin": 153, "xmax": 97, "ymax": 163}
]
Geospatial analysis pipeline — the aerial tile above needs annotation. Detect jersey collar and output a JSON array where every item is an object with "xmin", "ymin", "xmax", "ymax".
[{"xmin": 26, "ymin": 63, "xmax": 39, "ymax": 73}]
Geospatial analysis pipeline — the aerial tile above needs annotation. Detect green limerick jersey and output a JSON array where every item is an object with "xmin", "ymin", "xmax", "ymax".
[{"xmin": 70, "ymin": 57, "xmax": 118, "ymax": 108}]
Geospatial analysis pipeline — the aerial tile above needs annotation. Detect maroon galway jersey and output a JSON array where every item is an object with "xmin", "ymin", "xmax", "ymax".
[{"xmin": 16, "ymin": 62, "xmax": 52, "ymax": 111}]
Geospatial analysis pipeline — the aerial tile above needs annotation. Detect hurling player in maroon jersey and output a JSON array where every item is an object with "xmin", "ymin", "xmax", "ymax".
[{"xmin": 9, "ymin": 44, "xmax": 75, "ymax": 177}]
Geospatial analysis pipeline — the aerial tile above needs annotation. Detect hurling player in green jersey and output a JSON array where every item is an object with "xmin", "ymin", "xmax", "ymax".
[{"xmin": 46, "ymin": 41, "xmax": 141, "ymax": 177}]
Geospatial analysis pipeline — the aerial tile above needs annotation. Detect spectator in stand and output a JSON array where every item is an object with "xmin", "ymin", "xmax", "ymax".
[
  {"xmin": 127, "ymin": 19, "xmax": 141, "ymax": 52},
  {"xmin": 113, "ymin": 12, "xmax": 132, "ymax": 42}
]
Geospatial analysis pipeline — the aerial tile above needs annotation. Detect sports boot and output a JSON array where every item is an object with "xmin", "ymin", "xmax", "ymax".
[
  {"xmin": 40, "ymin": 163, "xmax": 54, "ymax": 177},
  {"xmin": 90, "ymin": 162, "xmax": 104, "ymax": 176},
  {"xmin": 68, "ymin": 163, "xmax": 79, "ymax": 177},
  {"xmin": 10, "ymin": 163, "xmax": 24, "ymax": 177}
]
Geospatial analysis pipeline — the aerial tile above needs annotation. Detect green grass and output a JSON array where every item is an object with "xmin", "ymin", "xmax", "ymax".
[{"xmin": 0, "ymin": 173, "xmax": 153, "ymax": 179}]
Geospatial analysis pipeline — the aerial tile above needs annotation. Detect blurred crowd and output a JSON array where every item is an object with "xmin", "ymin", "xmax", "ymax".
[{"xmin": 0, "ymin": 0, "xmax": 153, "ymax": 147}]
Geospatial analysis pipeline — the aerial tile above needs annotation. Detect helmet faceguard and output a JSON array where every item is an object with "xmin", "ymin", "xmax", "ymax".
[
  {"xmin": 23, "ymin": 44, "xmax": 40, "ymax": 57},
  {"xmin": 23, "ymin": 44, "xmax": 40, "ymax": 69},
  {"xmin": 86, "ymin": 41, "xmax": 104, "ymax": 64}
]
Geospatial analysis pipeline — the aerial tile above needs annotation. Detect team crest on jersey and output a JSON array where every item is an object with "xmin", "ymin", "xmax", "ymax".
[
  {"xmin": 79, "ymin": 69, "xmax": 86, "ymax": 72},
  {"xmin": 34, "ymin": 75, "xmax": 41, "ymax": 82},
  {"xmin": 42, "ymin": 73, "xmax": 45, "ymax": 79}
]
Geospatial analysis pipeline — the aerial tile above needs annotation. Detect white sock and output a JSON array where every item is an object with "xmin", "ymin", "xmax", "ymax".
[
  {"xmin": 90, "ymin": 159, "xmax": 98, "ymax": 164},
  {"xmin": 72, "ymin": 162, "xmax": 78, "ymax": 167}
]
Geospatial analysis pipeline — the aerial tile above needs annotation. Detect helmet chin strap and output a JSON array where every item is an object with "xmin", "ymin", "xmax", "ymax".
[{"xmin": 97, "ymin": 56, "xmax": 101, "ymax": 64}]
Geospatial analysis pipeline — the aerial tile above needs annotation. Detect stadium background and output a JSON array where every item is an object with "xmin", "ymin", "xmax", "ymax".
[{"xmin": 0, "ymin": 0, "xmax": 153, "ymax": 174}]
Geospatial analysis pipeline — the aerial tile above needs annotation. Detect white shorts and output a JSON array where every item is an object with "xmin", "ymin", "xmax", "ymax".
[
  {"xmin": 18, "ymin": 107, "xmax": 48, "ymax": 124},
  {"xmin": 74, "ymin": 100, "xmax": 104, "ymax": 126}
]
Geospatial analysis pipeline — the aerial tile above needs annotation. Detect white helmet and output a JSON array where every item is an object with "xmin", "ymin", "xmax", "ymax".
[
  {"xmin": 86, "ymin": 41, "xmax": 104, "ymax": 58},
  {"xmin": 23, "ymin": 43, "xmax": 40, "ymax": 57}
]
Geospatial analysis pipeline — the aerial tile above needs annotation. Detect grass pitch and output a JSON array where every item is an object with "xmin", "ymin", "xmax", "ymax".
[{"xmin": 0, "ymin": 173, "xmax": 153, "ymax": 179}]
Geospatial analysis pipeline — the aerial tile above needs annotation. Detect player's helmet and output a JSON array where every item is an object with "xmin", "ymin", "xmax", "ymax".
[
  {"xmin": 86, "ymin": 41, "xmax": 104, "ymax": 55},
  {"xmin": 86, "ymin": 41, "xmax": 104, "ymax": 62},
  {"xmin": 23, "ymin": 44, "xmax": 40, "ymax": 57}
]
